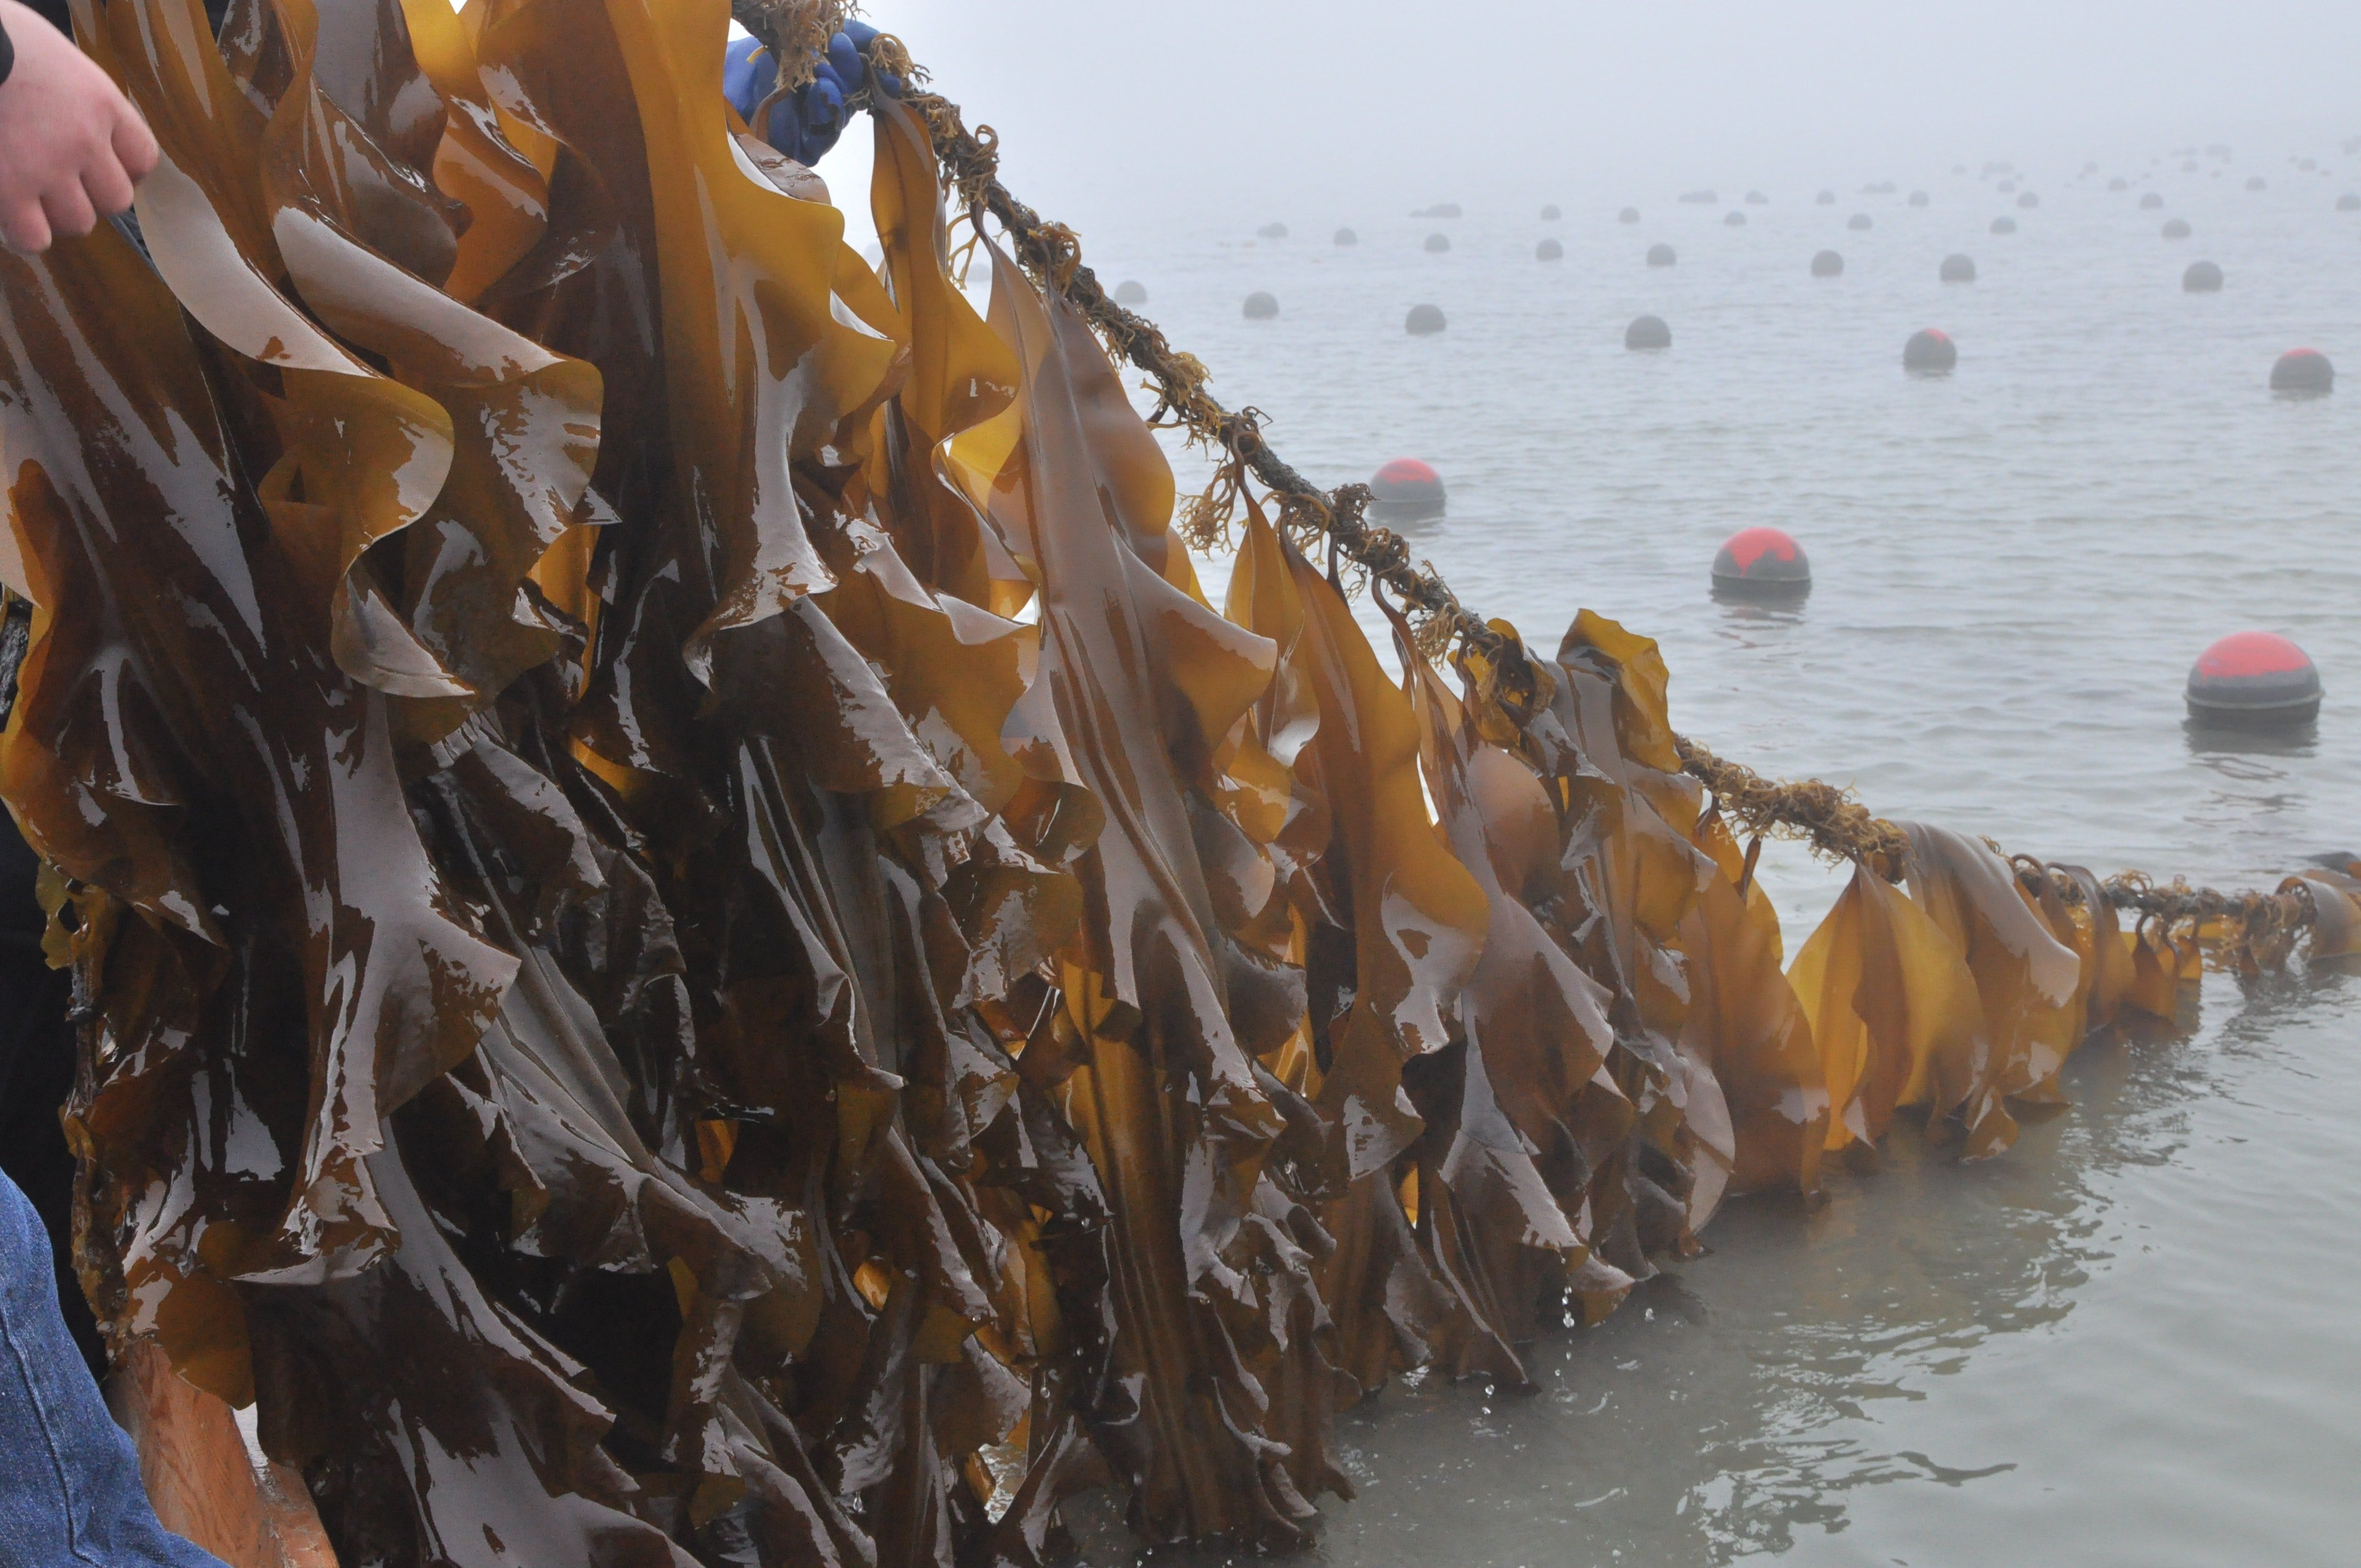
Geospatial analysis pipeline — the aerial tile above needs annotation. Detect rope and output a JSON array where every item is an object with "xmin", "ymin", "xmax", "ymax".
[{"xmin": 848, "ymin": 29, "xmax": 2331, "ymax": 956}]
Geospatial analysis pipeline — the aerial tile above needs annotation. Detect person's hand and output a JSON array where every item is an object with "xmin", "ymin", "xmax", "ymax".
[
  {"xmin": 0, "ymin": 0, "xmax": 156, "ymax": 253},
  {"xmin": 723, "ymin": 19, "xmax": 902, "ymax": 167}
]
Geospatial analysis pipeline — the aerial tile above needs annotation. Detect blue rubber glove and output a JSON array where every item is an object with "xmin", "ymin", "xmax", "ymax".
[{"xmin": 723, "ymin": 20, "xmax": 901, "ymax": 166}]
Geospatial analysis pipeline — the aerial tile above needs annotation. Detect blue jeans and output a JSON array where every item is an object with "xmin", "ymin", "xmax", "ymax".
[{"xmin": 0, "ymin": 1168, "xmax": 226, "ymax": 1567}]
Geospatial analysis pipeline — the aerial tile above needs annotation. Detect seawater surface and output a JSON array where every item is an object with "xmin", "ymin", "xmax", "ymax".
[{"xmin": 1018, "ymin": 160, "xmax": 2361, "ymax": 1565}]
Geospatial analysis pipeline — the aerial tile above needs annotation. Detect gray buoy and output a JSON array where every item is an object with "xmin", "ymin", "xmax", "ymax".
[
  {"xmin": 1243, "ymin": 291, "xmax": 1279, "ymax": 320},
  {"xmin": 1816, "ymin": 189, "xmax": 1836, "ymax": 205},
  {"xmin": 1811, "ymin": 249, "xmax": 1845, "ymax": 277},
  {"xmin": 2140, "ymin": 191, "xmax": 2164, "ymax": 209},
  {"xmin": 1725, "ymin": 210, "xmax": 1747, "ymax": 226},
  {"xmin": 2162, "ymin": 218, "xmax": 2191, "ymax": 239},
  {"xmin": 1335, "ymin": 227, "xmax": 1359, "ymax": 246},
  {"xmin": 1909, "ymin": 189, "xmax": 1930, "ymax": 207},
  {"xmin": 1647, "ymin": 242, "xmax": 1677, "ymax": 267},
  {"xmin": 1991, "ymin": 215, "xmax": 2018, "ymax": 234},
  {"xmin": 1424, "ymin": 232, "xmax": 1451, "ymax": 253},
  {"xmin": 1542, "ymin": 204, "xmax": 1563, "ymax": 221},
  {"xmin": 1406, "ymin": 304, "xmax": 1447, "ymax": 336},
  {"xmin": 1745, "ymin": 190, "xmax": 1769, "ymax": 205},
  {"xmin": 1619, "ymin": 206, "xmax": 1641, "ymax": 224},
  {"xmin": 1848, "ymin": 213, "xmax": 1872, "ymax": 231},
  {"xmin": 2182, "ymin": 260, "xmax": 2223, "ymax": 292},
  {"xmin": 2270, "ymin": 348, "xmax": 2333, "ymax": 395},
  {"xmin": 2108, "ymin": 176, "xmax": 2129, "ymax": 192},
  {"xmin": 1625, "ymin": 314, "xmax": 1671, "ymax": 350},
  {"xmin": 1113, "ymin": 280, "xmax": 1148, "ymax": 306},
  {"xmin": 2245, "ymin": 176, "xmax": 2266, "ymax": 192},
  {"xmin": 2340, "ymin": 193, "xmax": 2360, "ymax": 211},
  {"xmin": 1536, "ymin": 238, "xmax": 1564, "ymax": 261},
  {"xmin": 1904, "ymin": 328, "xmax": 1958, "ymax": 374},
  {"xmin": 2016, "ymin": 190, "xmax": 2039, "ymax": 209},
  {"xmin": 1258, "ymin": 222, "xmax": 1288, "ymax": 239},
  {"xmin": 1711, "ymin": 527, "xmax": 1811, "ymax": 601},
  {"xmin": 1369, "ymin": 459, "xmax": 1446, "ymax": 522},
  {"xmin": 1940, "ymin": 253, "xmax": 1977, "ymax": 282},
  {"xmin": 2185, "ymin": 632, "xmax": 2321, "ymax": 729}
]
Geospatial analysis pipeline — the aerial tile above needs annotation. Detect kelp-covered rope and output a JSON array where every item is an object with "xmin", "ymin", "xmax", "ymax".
[
  {"xmin": 1680, "ymin": 733, "xmax": 2326, "ymax": 954},
  {"xmin": 714, "ymin": 7, "xmax": 1508, "ymax": 665},
  {"xmin": 804, "ymin": 24, "xmax": 2337, "ymax": 962}
]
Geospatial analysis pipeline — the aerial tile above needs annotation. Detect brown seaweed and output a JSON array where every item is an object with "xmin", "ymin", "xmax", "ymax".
[{"xmin": 0, "ymin": 2, "xmax": 2352, "ymax": 1564}]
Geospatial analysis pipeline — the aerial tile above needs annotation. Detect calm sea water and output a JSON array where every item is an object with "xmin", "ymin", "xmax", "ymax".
[{"xmin": 991, "ymin": 156, "xmax": 2361, "ymax": 1565}]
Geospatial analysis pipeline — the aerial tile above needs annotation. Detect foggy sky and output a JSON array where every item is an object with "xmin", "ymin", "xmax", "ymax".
[{"xmin": 844, "ymin": 0, "xmax": 2360, "ymax": 224}]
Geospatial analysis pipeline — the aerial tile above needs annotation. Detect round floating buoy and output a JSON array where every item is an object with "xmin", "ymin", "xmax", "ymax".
[
  {"xmin": 1625, "ymin": 314, "xmax": 1672, "ymax": 350},
  {"xmin": 1647, "ymin": 242, "xmax": 1677, "ymax": 267},
  {"xmin": 1711, "ymin": 527, "xmax": 1811, "ymax": 600},
  {"xmin": 1904, "ymin": 328, "xmax": 1957, "ymax": 374},
  {"xmin": 1619, "ymin": 206, "xmax": 1641, "ymax": 224},
  {"xmin": 1113, "ymin": 280, "xmax": 1149, "ymax": 306},
  {"xmin": 2017, "ymin": 190, "xmax": 2039, "ymax": 209},
  {"xmin": 1745, "ymin": 190, "xmax": 1769, "ymax": 205},
  {"xmin": 1425, "ymin": 232, "xmax": 1451, "ymax": 253},
  {"xmin": 1542, "ymin": 204, "xmax": 1563, "ymax": 221},
  {"xmin": 2109, "ymin": 176, "xmax": 2129, "ymax": 192},
  {"xmin": 1243, "ymin": 291, "xmax": 1279, "ymax": 320},
  {"xmin": 2140, "ymin": 191, "xmax": 2164, "ymax": 209},
  {"xmin": 1909, "ymin": 189, "xmax": 1930, "ymax": 207},
  {"xmin": 1725, "ymin": 210, "xmax": 1747, "ymax": 227},
  {"xmin": 1816, "ymin": 189, "xmax": 1836, "ymax": 205},
  {"xmin": 1369, "ymin": 459, "xmax": 1446, "ymax": 522},
  {"xmin": 2185, "ymin": 632, "xmax": 2322, "ymax": 728},
  {"xmin": 1811, "ymin": 249, "xmax": 1845, "ymax": 277},
  {"xmin": 1848, "ymin": 213, "xmax": 1873, "ymax": 231},
  {"xmin": 1991, "ymin": 215, "xmax": 2018, "ymax": 234},
  {"xmin": 2270, "ymin": 348, "xmax": 2333, "ymax": 395},
  {"xmin": 1406, "ymin": 303, "xmax": 1447, "ymax": 336},
  {"xmin": 1940, "ymin": 253, "xmax": 1977, "ymax": 282},
  {"xmin": 2340, "ymin": 193, "xmax": 2360, "ymax": 211},
  {"xmin": 2182, "ymin": 260, "xmax": 2223, "ymax": 292},
  {"xmin": 2245, "ymin": 176, "xmax": 2266, "ymax": 192},
  {"xmin": 2162, "ymin": 218, "xmax": 2191, "ymax": 238},
  {"xmin": 1537, "ymin": 238, "xmax": 1564, "ymax": 261},
  {"xmin": 1335, "ymin": 227, "xmax": 1359, "ymax": 246},
  {"xmin": 1258, "ymin": 222, "xmax": 1288, "ymax": 239}
]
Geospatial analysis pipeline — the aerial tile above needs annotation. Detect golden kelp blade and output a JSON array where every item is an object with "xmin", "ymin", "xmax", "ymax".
[{"xmin": 1792, "ymin": 864, "xmax": 1984, "ymax": 1155}]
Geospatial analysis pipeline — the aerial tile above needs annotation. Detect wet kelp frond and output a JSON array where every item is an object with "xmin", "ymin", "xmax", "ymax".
[{"xmin": 0, "ymin": 3, "xmax": 2354, "ymax": 1565}]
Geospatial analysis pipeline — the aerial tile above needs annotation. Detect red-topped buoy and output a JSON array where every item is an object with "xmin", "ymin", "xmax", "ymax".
[
  {"xmin": 1370, "ymin": 459, "xmax": 1446, "ymax": 522},
  {"xmin": 1711, "ymin": 527, "xmax": 1811, "ymax": 600},
  {"xmin": 2271, "ymin": 349, "xmax": 2333, "ymax": 395},
  {"xmin": 2185, "ymin": 632, "xmax": 2321, "ymax": 728},
  {"xmin": 1904, "ymin": 329, "xmax": 1957, "ymax": 374}
]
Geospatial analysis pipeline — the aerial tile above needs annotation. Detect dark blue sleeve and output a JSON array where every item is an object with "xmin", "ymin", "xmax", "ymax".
[{"xmin": 0, "ymin": 1171, "xmax": 231, "ymax": 1568}]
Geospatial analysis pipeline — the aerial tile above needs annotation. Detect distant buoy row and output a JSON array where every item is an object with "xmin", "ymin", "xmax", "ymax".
[
  {"xmin": 1362, "ymin": 480, "xmax": 2326, "ymax": 732},
  {"xmin": 1232, "ymin": 292, "xmax": 2330, "ymax": 394},
  {"xmin": 1240, "ymin": 183, "xmax": 2361, "ymax": 243}
]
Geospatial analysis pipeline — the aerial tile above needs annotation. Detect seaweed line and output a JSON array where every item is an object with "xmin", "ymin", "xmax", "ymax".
[{"xmin": 821, "ymin": 23, "xmax": 2335, "ymax": 958}]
